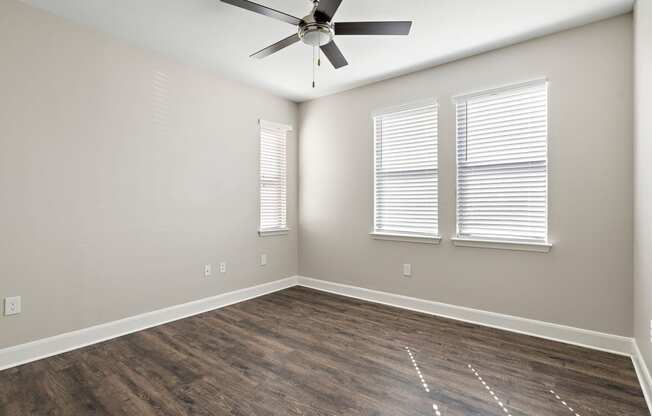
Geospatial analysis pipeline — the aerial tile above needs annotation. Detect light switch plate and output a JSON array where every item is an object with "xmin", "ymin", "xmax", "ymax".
[
  {"xmin": 260, "ymin": 254, "xmax": 267, "ymax": 266},
  {"xmin": 204, "ymin": 264, "xmax": 212, "ymax": 277},
  {"xmin": 4, "ymin": 296, "xmax": 21, "ymax": 316}
]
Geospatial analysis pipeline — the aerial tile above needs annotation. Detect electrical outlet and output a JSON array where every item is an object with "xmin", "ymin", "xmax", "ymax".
[
  {"xmin": 403, "ymin": 263, "xmax": 412, "ymax": 277},
  {"xmin": 220, "ymin": 262, "xmax": 226, "ymax": 273},
  {"xmin": 260, "ymin": 254, "xmax": 267, "ymax": 266},
  {"xmin": 204, "ymin": 264, "xmax": 212, "ymax": 277},
  {"xmin": 4, "ymin": 296, "xmax": 21, "ymax": 316}
]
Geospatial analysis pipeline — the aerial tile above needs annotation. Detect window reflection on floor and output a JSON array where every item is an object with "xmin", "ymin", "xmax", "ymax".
[
  {"xmin": 405, "ymin": 346, "xmax": 443, "ymax": 415},
  {"xmin": 549, "ymin": 390, "xmax": 581, "ymax": 416},
  {"xmin": 467, "ymin": 364, "xmax": 513, "ymax": 416},
  {"xmin": 405, "ymin": 346, "xmax": 590, "ymax": 416}
]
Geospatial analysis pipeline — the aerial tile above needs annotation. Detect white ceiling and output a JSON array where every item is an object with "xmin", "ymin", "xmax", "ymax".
[{"xmin": 24, "ymin": 0, "xmax": 633, "ymax": 102}]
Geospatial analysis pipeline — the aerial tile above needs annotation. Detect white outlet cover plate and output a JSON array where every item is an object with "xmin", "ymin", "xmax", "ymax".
[
  {"xmin": 4, "ymin": 296, "xmax": 21, "ymax": 316},
  {"xmin": 403, "ymin": 264, "xmax": 412, "ymax": 277}
]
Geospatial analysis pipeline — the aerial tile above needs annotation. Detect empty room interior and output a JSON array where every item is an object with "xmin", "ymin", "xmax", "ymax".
[{"xmin": 1, "ymin": 0, "xmax": 652, "ymax": 414}]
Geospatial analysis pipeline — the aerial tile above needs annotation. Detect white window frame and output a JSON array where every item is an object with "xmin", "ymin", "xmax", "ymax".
[
  {"xmin": 258, "ymin": 119, "xmax": 291, "ymax": 237},
  {"xmin": 370, "ymin": 99, "xmax": 441, "ymax": 245},
  {"xmin": 452, "ymin": 79, "xmax": 552, "ymax": 252}
]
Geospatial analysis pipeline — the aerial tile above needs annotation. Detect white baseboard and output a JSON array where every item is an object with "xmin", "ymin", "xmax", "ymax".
[
  {"xmin": 0, "ymin": 276, "xmax": 298, "ymax": 371},
  {"xmin": 296, "ymin": 276, "xmax": 633, "ymax": 356},
  {"xmin": 633, "ymin": 340, "xmax": 652, "ymax": 414}
]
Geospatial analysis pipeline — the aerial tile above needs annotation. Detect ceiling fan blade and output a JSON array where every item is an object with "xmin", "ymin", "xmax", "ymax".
[
  {"xmin": 315, "ymin": 0, "xmax": 343, "ymax": 21},
  {"xmin": 221, "ymin": 0, "xmax": 302, "ymax": 25},
  {"xmin": 334, "ymin": 21, "xmax": 412, "ymax": 35},
  {"xmin": 250, "ymin": 34, "xmax": 300, "ymax": 59},
  {"xmin": 320, "ymin": 41, "xmax": 348, "ymax": 69}
]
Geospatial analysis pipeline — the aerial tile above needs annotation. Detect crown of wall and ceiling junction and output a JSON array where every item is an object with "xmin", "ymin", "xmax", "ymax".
[{"xmin": 23, "ymin": 0, "xmax": 634, "ymax": 102}]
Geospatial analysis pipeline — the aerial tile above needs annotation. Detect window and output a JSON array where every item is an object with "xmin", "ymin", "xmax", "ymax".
[
  {"xmin": 372, "ymin": 100, "xmax": 439, "ymax": 242},
  {"xmin": 454, "ymin": 80, "xmax": 549, "ymax": 249},
  {"xmin": 259, "ymin": 120, "xmax": 291, "ymax": 236}
]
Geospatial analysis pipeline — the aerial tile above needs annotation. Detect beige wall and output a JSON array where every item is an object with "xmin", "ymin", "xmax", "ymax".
[
  {"xmin": 299, "ymin": 15, "xmax": 634, "ymax": 336},
  {"xmin": 635, "ymin": 0, "xmax": 652, "ymax": 372},
  {"xmin": 0, "ymin": 0, "xmax": 299, "ymax": 349},
  {"xmin": 0, "ymin": 0, "xmax": 638, "ymax": 352}
]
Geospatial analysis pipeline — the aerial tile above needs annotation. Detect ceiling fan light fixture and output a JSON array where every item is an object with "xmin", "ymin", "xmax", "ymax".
[{"xmin": 299, "ymin": 22, "xmax": 334, "ymax": 47}]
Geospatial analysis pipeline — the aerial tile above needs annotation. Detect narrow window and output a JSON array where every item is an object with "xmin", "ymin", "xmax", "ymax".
[
  {"xmin": 455, "ymin": 80, "xmax": 548, "ymax": 243},
  {"xmin": 259, "ymin": 120, "xmax": 290, "ymax": 235},
  {"xmin": 373, "ymin": 101, "xmax": 439, "ymax": 238}
]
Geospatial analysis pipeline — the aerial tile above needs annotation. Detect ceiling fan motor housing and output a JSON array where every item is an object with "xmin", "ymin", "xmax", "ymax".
[
  {"xmin": 299, "ymin": 10, "xmax": 335, "ymax": 47},
  {"xmin": 299, "ymin": 21, "xmax": 334, "ymax": 47}
]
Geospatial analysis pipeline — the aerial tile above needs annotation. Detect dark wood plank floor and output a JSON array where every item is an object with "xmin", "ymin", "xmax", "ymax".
[{"xmin": 0, "ymin": 286, "xmax": 648, "ymax": 415}]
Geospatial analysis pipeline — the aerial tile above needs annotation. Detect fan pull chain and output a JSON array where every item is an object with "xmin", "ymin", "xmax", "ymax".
[
  {"xmin": 312, "ymin": 45, "xmax": 316, "ymax": 88},
  {"xmin": 311, "ymin": 46, "xmax": 315, "ymax": 88}
]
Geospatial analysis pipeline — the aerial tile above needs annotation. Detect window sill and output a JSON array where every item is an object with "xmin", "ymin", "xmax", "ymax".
[
  {"xmin": 258, "ymin": 229, "xmax": 290, "ymax": 237},
  {"xmin": 370, "ymin": 232, "xmax": 441, "ymax": 245},
  {"xmin": 451, "ymin": 237, "xmax": 552, "ymax": 253}
]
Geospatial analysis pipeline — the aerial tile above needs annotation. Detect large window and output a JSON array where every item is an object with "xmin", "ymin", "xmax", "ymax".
[
  {"xmin": 454, "ymin": 80, "xmax": 549, "ymax": 246},
  {"xmin": 372, "ymin": 101, "xmax": 439, "ymax": 240},
  {"xmin": 259, "ymin": 120, "xmax": 291, "ymax": 236}
]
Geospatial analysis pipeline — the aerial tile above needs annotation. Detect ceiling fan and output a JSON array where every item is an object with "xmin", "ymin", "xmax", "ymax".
[{"xmin": 220, "ymin": 0, "xmax": 412, "ymax": 86}]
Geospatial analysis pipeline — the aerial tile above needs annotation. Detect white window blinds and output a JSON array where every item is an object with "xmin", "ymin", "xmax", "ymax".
[
  {"xmin": 455, "ymin": 80, "xmax": 548, "ymax": 243},
  {"xmin": 259, "ymin": 120, "xmax": 290, "ymax": 235},
  {"xmin": 373, "ymin": 101, "xmax": 439, "ymax": 238}
]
